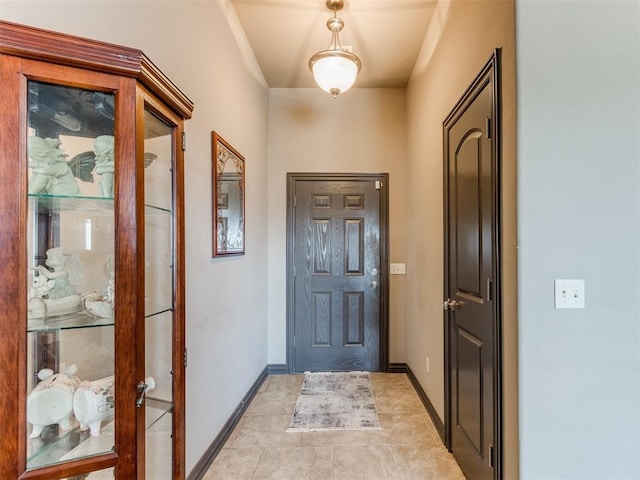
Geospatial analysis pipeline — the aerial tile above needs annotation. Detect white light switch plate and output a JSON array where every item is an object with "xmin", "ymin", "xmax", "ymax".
[
  {"xmin": 555, "ymin": 279, "xmax": 585, "ymax": 309},
  {"xmin": 390, "ymin": 263, "xmax": 406, "ymax": 275}
]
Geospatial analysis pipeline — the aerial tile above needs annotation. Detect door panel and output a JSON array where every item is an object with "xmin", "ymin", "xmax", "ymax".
[
  {"xmin": 345, "ymin": 219, "xmax": 364, "ymax": 274},
  {"xmin": 290, "ymin": 178, "xmax": 382, "ymax": 372},
  {"xmin": 444, "ymin": 52, "xmax": 501, "ymax": 480},
  {"xmin": 344, "ymin": 292, "xmax": 364, "ymax": 346},
  {"xmin": 457, "ymin": 326, "xmax": 484, "ymax": 453},
  {"xmin": 312, "ymin": 292, "xmax": 331, "ymax": 346},
  {"xmin": 456, "ymin": 131, "xmax": 483, "ymax": 296}
]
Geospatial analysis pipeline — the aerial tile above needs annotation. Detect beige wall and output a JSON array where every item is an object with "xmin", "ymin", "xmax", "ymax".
[
  {"xmin": 1, "ymin": 1, "xmax": 271, "ymax": 474},
  {"xmin": 516, "ymin": 1, "xmax": 640, "ymax": 478},
  {"xmin": 406, "ymin": 0, "xmax": 517, "ymax": 477},
  {"xmin": 267, "ymin": 88, "xmax": 408, "ymax": 365}
]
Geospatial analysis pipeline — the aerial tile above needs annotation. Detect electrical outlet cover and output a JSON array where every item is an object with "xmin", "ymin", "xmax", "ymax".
[
  {"xmin": 555, "ymin": 279, "xmax": 585, "ymax": 309},
  {"xmin": 390, "ymin": 263, "xmax": 406, "ymax": 275}
]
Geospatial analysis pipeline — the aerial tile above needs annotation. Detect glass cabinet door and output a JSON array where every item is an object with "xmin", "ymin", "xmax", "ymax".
[
  {"xmin": 142, "ymin": 105, "xmax": 177, "ymax": 479},
  {"xmin": 26, "ymin": 81, "xmax": 116, "ymax": 470}
]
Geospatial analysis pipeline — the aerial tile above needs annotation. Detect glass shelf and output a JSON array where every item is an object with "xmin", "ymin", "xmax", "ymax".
[
  {"xmin": 28, "ymin": 421, "xmax": 116, "ymax": 471},
  {"xmin": 26, "ymin": 296, "xmax": 171, "ymax": 329},
  {"xmin": 29, "ymin": 194, "xmax": 115, "ymax": 213},
  {"xmin": 145, "ymin": 203, "xmax": 172, "ymax": 215},
  {"xmin": 27, "ymin": 422, "xmax": 101, "ymax": 470},
  {"xmin": 27, "ymin": 311, "xmax": 114, "ymax": 333},
  {"xmin": 146, "ymin": 304, "xmax": 173, "ymax": 319},
  {"xmin": 145, "ymin": 398, "xmax": 173, "ymax": 431}
]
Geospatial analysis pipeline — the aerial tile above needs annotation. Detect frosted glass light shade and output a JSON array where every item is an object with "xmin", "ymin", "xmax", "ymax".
[{"xmin": 309, "ymin": 50, "xmax": 361, "ymax": 97}]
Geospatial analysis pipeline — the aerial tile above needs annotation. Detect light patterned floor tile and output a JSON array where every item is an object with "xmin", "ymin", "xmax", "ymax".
[
  {"xmin": 264, "ymin": 374, "xmax": 304, "ymax": 393},
  {"xmin": 203, "ymin": 448, "xmax": 263, "ymax": 480},
  {"xmin": 398, "ymin": 444, "xmax": 467, "ymax": 480},
  {"xmin": 368, "ymin": 413, "xmax": 440, "ymax": 446},
  {"xmin": 300, "ymin": 428, "xmax": 369, "ymax": 447},
  {"xmin": 245, "ymin": 389, "xmax": 298, "ymax": 415},
  {"xmin": 230, "ymin": 414, "xmax": 302, "ymax": 448},
  {"xmin": 201, "ymin": 374, "xmax": 466, "ymax": 480},
  {"xmin": 252, "ymin": 447, "xmax": 333, "ymax": 480},
  {"xmin": 369, "ymin": 372, "xmax": 413, "ymax": 390},
  {"xmin": 333, "ymin": 445, "xmax": 413, "ymax": 480},
  {"xmin": 373, "ymin": 388, "xmax": 427, "ymax": 414},
  {"xmin": 223, "ymin": 415, "xmax": 247, "ymax": 449}
]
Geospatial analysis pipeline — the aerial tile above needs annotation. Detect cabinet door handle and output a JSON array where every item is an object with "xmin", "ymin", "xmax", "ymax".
[{"xmin": 135, "ymin": 377, "xmax": 156, "ymax": 407}]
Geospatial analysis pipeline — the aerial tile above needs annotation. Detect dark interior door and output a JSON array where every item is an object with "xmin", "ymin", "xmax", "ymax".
[
  {"xmin": 290, "ymin": 177, "xmax": 382, "ymax": 372},
  {"xmin": 444, "ymin": 52, "xmax": 501, "ymax": 480}
]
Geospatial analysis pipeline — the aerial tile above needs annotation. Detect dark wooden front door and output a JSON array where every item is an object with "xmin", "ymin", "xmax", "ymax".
[
  {"xmin": 287, "ymin": 174, "xmax": 387, "ymax": 373},
  {"xmin": 444, "ymin": 51, "xmax": 502, "ymax": 480}
]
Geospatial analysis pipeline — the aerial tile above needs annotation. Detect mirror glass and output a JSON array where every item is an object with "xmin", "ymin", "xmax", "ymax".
[{"xmin": 212, "ymin": 132, "xmax": 244, "ymax": 256}]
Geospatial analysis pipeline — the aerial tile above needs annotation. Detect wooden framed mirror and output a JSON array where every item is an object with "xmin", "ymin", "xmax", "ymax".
[{"xmin": 212, "ymin": 131, "xmax": 245, "ymax": 256}]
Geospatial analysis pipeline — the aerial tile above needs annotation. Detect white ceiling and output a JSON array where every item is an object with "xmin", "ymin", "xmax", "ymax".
[{"xmin": 229, "ymin": 0, "xmax": 437, "ymax": 89}]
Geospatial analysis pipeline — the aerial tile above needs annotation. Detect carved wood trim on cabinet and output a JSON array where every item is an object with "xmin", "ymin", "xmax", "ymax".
[{"xmin": 0, "ymin": 20, "xmax": 194, "ymax": 119}]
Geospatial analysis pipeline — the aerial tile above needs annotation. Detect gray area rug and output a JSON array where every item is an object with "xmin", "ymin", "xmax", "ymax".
[{"xmin": 287, "ymin": 371, "xmax": 381, "ymax": 432}]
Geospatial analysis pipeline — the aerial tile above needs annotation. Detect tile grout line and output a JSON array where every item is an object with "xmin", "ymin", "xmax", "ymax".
[{"xmin": 249, "ymin": 447, "xmax": 265, "ymax": 480}]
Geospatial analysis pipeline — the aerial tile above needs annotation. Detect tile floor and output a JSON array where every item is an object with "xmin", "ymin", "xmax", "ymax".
[{"xmin": 203, "ymin": 373, "xmax": 466, "ymax": 480}]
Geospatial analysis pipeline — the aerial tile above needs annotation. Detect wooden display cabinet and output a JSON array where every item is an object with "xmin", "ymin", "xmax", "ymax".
[{"xmin": 0, "ymin": 21, "xmax": 193, "ymax": 479}]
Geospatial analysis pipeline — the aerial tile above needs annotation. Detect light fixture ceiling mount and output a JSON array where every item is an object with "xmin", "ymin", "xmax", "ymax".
[{"xmin": 308, "ymin": 0, "xmax": 362, "ymax": 98}]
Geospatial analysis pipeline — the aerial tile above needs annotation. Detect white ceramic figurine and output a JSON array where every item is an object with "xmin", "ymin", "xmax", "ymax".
[
  {"xmin": 93, "ymin": 135, "xmax": 114, "ymax": 198},
  {"xmin": 28, "ymin": 247, "xmax": 84, "ymax": 319},
  {"xmin": 27, "ymin": 364, "xmax": 80, "ymax": 438},
  {"xmin": 73, "ymin": 375, "xmax": 155, "ymax": 436},
  {"xmin": 72, "ymin": 375, "xmax": 115, "ymax": 437},
  {"xmin": 27, "ymin": 136, "xmax": 80, "ymax": 195}
]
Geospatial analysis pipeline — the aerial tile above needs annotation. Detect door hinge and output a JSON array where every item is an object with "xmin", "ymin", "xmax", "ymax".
[
  {"xmin": 485, "ymin": 117, "xmax": 491, "ymax": 139},
  {"xmin": 182, "ymin": 132, "xmax": 187, "ymax": 151},
  {"xmin": 293, "ymin": 194, "xmax": 297, "ymax": 207},
  {"xmin": 375, "ymin": 180, "xmax": 382, "ymax": 190},
  {"xmin": 489, "ymin": 444, "xmax": 495, "ymax": 467},
  {"xmin": 184, "ymin": 348, "xmax": 188, "ymax": 367},
  {"xmin": 486, "ymin": 278, "xmax": 492, "ymax": 301}
]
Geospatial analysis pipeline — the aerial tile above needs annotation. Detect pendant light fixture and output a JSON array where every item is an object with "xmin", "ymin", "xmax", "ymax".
[{"xmin": 309, "ymin": 0, "xmax": 362, "ymax": 98}]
